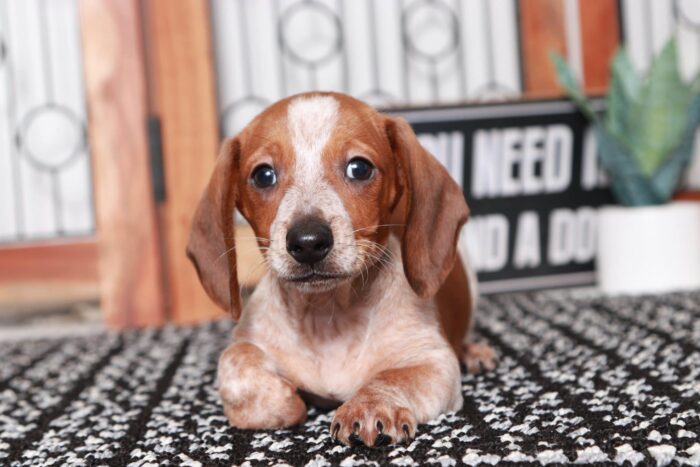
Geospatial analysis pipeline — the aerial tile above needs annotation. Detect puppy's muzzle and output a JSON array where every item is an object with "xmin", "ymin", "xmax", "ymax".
[{"xmin": 286, "ymin": 217, "xmax": 334, "ymax": 265}]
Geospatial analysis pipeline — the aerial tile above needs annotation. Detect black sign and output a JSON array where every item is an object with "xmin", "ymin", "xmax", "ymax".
[{"xmin": 392, "ymin": 100, "xmax": 614, "ymax": 293}]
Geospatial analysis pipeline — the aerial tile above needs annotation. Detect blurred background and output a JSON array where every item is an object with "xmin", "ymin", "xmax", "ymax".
[{"xmin": 1, "ymin": 0, "xmax": 700, "ymax": 336}]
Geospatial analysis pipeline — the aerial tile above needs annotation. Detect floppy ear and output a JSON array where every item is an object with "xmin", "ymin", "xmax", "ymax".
[
  {"xmin": 186, "ymin": 138, "xmax": 242, "ymax": 319},
  {"xmin": 385, "ymin": 117, "xmax": 470, "ymax": 299}
]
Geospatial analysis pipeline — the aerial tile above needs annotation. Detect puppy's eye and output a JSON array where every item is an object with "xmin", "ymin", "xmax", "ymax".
[
  {"xmin": 345, "ymin": 157, "xmax": 375, "ymax": 181},
  {"xmin": 251, "ymin": 164, "xmax": 277, "ymax": 188}
]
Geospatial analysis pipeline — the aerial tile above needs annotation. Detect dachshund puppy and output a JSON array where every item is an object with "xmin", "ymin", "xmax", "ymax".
[{"xmin": 187, "ymin": 92, "xmax": 496, "ymax": 447}]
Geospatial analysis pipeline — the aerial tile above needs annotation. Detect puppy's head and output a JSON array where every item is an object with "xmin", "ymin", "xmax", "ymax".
[{"xmin": 187, "ymin": 92, "xmax": 468, "ymax": 319}]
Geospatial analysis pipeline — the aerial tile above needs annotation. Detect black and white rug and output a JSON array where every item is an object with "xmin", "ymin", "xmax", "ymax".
[{"xmin": 1, "ymin": 290, "xmax": 699, "ymax": 466}]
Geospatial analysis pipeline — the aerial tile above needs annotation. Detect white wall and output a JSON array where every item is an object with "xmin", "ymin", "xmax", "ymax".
[
  {"xmin": 0, "ymin": 0, "xmax": 93, "ymax": 243},
  {"xmin": 210, "ymin": 0, "xmax": 523, "ymax": 137}
]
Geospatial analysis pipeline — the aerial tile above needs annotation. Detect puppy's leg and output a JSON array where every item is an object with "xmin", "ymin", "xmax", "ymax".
[
  {"xmin": 461, "ymin": 342, "xmax": 499, "ymax": 374},
  {"xmin": 456, "ymin": 246, "xmax": 499, "ymax": 374},
  {"xmin": 218, "ymin": 342, "xmax": 307, "ymax": 429},
  {"xmin": 331, "ymin": 357, "xmax": 462, "ymax": 447}
]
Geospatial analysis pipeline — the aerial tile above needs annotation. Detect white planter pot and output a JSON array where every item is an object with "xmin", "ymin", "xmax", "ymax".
[{"xmin": 597, "ymin": 201, "xmax": 700, "ymax": 295}]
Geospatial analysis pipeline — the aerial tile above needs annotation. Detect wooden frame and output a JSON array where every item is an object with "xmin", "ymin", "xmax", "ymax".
[
  {"xmin": 144, "ymin": 0, "xmax": 223, "ymax": 324},
  {"xmin": 519, "ymin": 0, "xmax": 569, "ymax": 96},
  {"xmin": 0, "ymin": 239, "xmax": 98, "ymax": 283},
  {"xmin": 578, "ymin": 0, "xmax": 620, "ymax": 93},
  {"xmin": 675, "ymin": 191, "xmax": 700, "ymax": 202},
  {"xmin": 78, "ymin": 0, "xmax": 166, "ymax": 328},
  {"xmin": 0, "ymin": 238, "xmax": 99, "ymax": 311},
  {"xmin": 518, "ymin": 0, "xmax": 620, "ymax": 96}
]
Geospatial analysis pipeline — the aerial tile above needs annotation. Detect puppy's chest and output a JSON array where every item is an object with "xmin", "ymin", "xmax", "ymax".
[{"xmin": 271, "ymin": 321, "xmax": 375, "ymax": 400}]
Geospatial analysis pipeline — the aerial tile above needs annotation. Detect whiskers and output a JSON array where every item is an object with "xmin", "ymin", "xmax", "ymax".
[
  {"xmin": 351, "ymin": 224, "xmax": 404, "ymax": 235},
  {"xmin": 216, "ymin": 235, "xmax": 273, "ymax": 262},
  {"xmin": 226, "ymin": 235, "xmax": 272, "ymax": 244},
  {"xmin": 239, "ymin": 254, "xmax": 272, "ymax": 289},
  {"xmin": 355, "ymin": 239, "xmax": 394, "ymax": 273},
  {"xmin": 216, "ymin": 228, "xmax": 397, "ymax": 294},
  {"xmin": 329, "ymin": 237, "xmax": 395, "ymax": 290}
]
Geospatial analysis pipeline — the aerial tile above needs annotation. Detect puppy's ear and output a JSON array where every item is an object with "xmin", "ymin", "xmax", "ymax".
[
  {"xmin": 385, "ymin": 117, "xmax": 469, "ymax": 299},
  {"xmin": 186, "ymin": 138, "xmax": 242, "ymax": 319}
]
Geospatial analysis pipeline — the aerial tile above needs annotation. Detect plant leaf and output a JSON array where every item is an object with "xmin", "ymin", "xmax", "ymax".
[
  {"xmin": 628, "ymin": 40, "xmax": 692, "ymax": 175},
  {"xmin": 610, "ymin": 49, "xmax": 641, "ymax": 99},
  {"xmin": 651, "ymin": 93, "xmax": 700, "ymax": 200},
  {"xmin": 550, "ymin": 52, "xmax": 598, "ymax": 122},
  {"xmin": 691, "ymin": 70, "xmax": 700, "ymax": 94},
  {"xmin": 606, "ymin": 49, "xmax": 640, "ymax": 147},
  {"xmin": 595, "ymin": 125, "xmax": 664, "ymax": 206}
]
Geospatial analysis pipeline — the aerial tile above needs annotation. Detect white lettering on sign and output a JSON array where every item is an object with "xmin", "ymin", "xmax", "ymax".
[
  {"xmin": 544, "ymin": 125, "xmax": 573, "ymax": 193},
  {"xmin": 472, "ymin": 129, "xmax": 501, "ymax": 198},
  {"xmin": 522, "ymin": 126, "xmax": 545, "ymax": 195},
  {"xmin": 418, "ymin": 132, "xmax": 464, "ymax": 186},
  {"xmin": 465, "ymin": 215, "xmax": 509, "ymax": 272},
  {"xmin": 580, "ymin": 127, "xmax": 609, "ymax": 190},
  {"xmin": 501, "ymin": 128, "xmax": 522, "ymax": 196},
  {"xmin": 513, "ymin": 211, "xmax": 541, "ymax": 269},
  {"xmin": 548, "ymin": 207, "xmax": 597, "ymax": 265},
  {"xmin": 465, "ymin": 208, "xmax": 597, "ymax": 274},
  {"xmin": 472, "ymin": 124, "xmax": 573, "ymax": 198}
]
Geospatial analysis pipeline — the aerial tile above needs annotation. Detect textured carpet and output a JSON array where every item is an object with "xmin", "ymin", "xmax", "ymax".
[{"xmin": 1, "ymin": 291, "xmax": 699, "ymax": 466}]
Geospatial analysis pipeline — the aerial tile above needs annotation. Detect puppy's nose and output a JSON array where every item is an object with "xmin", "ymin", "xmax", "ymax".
[{"xmin": 286, "ymin": 218, "xmax": 334, "ymax": 265}]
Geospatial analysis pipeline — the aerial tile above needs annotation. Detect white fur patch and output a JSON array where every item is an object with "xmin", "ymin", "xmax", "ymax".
[
  {"xmin": 267, "ymin": 95, "xmax": 358, "ymax": 279},
  {"xmin": 288, "ymin": 95, "xmax": 339, "ymax": 187}
]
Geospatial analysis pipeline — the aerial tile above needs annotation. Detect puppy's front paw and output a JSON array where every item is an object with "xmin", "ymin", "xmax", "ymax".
[
  {"xmin": 218, "ymin": 343, "xmax": 307, "ymax": 429},
  {"xmin": 220, "ymin": 371, "xmax": 307, "ymax": 429},
  {"xmin": 330, "ymin": 395, "xmax": 417, "ymax": 447},
  {"xmin": 462, "ymin": 342, "xmax": 499, "ymax": 374}
]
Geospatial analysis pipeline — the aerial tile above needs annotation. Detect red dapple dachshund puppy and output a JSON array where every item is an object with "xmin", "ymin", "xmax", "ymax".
[{"xmin": 187, "ymin": 92, "xmax": 496, "ymax": 447}]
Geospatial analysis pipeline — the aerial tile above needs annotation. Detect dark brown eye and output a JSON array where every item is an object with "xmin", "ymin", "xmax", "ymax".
[
  {"xmin": 345, "ymin": 157, "xmax": 374, "ymax": 181},
  {"xmin": 251, "ymin": 164, "xmax": 277, "ymax": 188}
]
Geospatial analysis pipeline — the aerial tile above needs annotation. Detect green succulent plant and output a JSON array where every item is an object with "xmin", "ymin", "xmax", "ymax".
[{"xmin": 551, "ymin": 40, "xmax": 700, "ymax": 206}]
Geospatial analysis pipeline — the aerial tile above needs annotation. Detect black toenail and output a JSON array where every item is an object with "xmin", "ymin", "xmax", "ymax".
[
  {"xmin": 402, "ymin": 424, "xmax": 410, "ymax": 436},
  {"xmin": 331, "ymin": 423, "xmax": 340, "ymax": 439},
  {"xmin": 376, "ymin": 420, "xmax": 383, "ymax": 432},
  {"xmin": 348, "ymin": 433, "xmax": 364, "ymax": 447},
  {"xmin": 374, "ymin": 433, "xmax": 392, "ymax": 446},
  {"xmin": 353, "ymin": 421, "xmax": 360, "ymax": 433}
]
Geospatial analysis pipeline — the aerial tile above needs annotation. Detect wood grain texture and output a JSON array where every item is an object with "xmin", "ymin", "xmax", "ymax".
[
  {"xmin": 0, "ymin": 281, "xmax": 99, "ymax": 311},
  {"xmin": 0, "ymin": 239, "xmax": 98, "ymax": 282},
  {"xmin": 78, "ymin": 0, "xmax": 166, "ymax": 328},
  {"xmin": 145, "ymin": 0, "xmax": 223, "ymax": 324},
  {"xmin": 519, "ymin": 0, "xmax": 568, "ymax": 95},
  {"xmin": 579, "ymin": 0, "xmax": 620, "ymax": 93}
]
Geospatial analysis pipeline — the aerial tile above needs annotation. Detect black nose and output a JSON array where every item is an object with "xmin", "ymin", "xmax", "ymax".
[{"xmin": 286, "ymin": 218, "xmax": 334, "ymax": 265}]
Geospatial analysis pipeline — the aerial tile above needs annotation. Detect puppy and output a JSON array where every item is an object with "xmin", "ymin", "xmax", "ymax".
[{"xmin": 187, "ymin": 92, "xmax": 496, "ymax": 447}]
